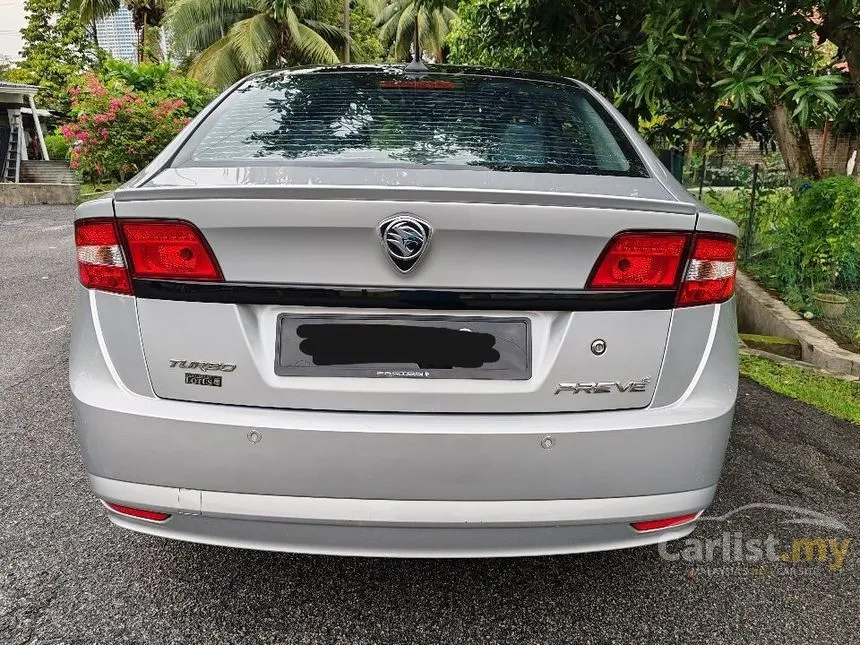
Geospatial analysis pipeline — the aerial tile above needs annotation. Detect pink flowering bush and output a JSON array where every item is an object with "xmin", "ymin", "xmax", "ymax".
[{"xmin": 60, "ymin": 72, "xmax": 211, "ymax": 182}]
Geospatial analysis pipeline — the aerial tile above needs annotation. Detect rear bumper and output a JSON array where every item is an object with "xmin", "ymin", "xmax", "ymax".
[
  {"xmin": 91, "ymin": 474, "xmax": 712, "ymax": 557},
  {"xmin": 70, "ymin": 286, "xmax": 737, "ymax": 556}
]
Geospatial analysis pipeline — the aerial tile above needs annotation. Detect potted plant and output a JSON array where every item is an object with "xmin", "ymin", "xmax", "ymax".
[{"xmin": 812, "ymin": 292, "xmax": 849, "ymax": 318}]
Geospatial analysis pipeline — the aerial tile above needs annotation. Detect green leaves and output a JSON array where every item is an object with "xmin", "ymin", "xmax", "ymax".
[
  {"xmin": 227, "ymin": 13, "xmax": 279, "ymax": 70},
  {"xmin": 170, "ymin": 0, "xmax": 348, "ymax": 88},
  {"xmin": 369, "ymin": 0, "xmax": 458, "ymax": 61},
  {"xmin": 12, "ymin": 0, "xmax": 105, "ymax": 110},
  {"xmin": 68, "ymin": 0, "xmax": 120, "ymax": 23},
  {"xmin": 782, "ymin": 75, "xmax": 843, "ymax": 126}
]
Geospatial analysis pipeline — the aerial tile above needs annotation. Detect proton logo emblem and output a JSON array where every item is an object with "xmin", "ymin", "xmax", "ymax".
[{"xmin": 379, "ymin": 214, "xmax": 433, "ymax": 273}]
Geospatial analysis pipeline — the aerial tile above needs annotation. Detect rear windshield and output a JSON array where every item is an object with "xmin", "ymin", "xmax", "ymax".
[{"xmin": 179, "ymin": 71, "xmax": 648, "ymax": 177}]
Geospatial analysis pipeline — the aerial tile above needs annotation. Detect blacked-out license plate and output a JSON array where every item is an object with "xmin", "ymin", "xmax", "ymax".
[{"xmin": 275, "ymin": 314, "xmax": 531, "ymax": 379}]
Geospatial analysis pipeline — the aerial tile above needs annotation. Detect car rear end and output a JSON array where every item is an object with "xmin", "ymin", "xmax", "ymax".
[{"xmin": 70, "ymin": 67, "xmax": 738, "ymax": 557}]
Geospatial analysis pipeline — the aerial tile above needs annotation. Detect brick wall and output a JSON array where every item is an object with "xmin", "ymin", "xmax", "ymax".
[{"xmin": 714, "ymin": 124, "xmax": 859, "ymax": 174}]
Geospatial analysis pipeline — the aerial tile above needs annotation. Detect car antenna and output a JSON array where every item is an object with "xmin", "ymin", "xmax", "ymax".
[{"xmin": 404, "ymin": 20, "xmax": 428, "ymax": 73}]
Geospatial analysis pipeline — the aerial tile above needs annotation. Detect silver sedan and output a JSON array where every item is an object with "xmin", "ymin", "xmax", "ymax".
[{"xmin": 70, "ymin": 65, "xmax": 738, "ymax": 557}]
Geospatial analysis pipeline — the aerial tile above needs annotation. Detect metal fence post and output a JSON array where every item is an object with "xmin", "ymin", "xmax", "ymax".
[
  {"xmin": 743, "ymin": 163, "xmax": 759, "ymax": 262},
  {"xmin": 698, "ymin": 152, "xmax": 708, "ymax": 200}
]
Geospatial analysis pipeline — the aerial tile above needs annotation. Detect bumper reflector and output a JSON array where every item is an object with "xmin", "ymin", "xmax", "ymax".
[
  {"xmin": 103, "ymin": 501, "xmax": 171, "ymax": 522},
  {"xmin": 630, "ymin": 511, "xmax": 701, "ymax": 532}
]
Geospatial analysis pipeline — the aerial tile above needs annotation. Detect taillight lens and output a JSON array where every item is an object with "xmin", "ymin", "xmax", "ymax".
[
  {"xmin": 631, "ymin": 511, "xmax": 701, "ymax": 532},
  {"xmin": 588, "ymin": 231, "xmax": 737, "ymax": 307},
  {"xmin": 75, "ymin": 218, "xmax": 132, "ymax": 295},
  {"xmin": 587, "ymin": 232, "xmax": 690, "ymax": 289},
  {"xmin": 678, "ymin": 234, "xmax": 737, "ymax": 307},
  {"xmin": 103, "ymin": 501, "xmax": 170, "ymax": 522},
  {"xmin": 119, "ymin": 220, "xmax": 222, "ymax": 281}
]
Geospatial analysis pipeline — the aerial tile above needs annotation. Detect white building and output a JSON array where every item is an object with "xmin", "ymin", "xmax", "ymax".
[{"xmin": 95, "ymin": 7, "xmax": 137, "ymax": 63}]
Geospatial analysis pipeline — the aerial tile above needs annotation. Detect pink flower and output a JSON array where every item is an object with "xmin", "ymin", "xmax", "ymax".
[
  {"xmin": 70, "ymin": 157, "xmax": 79, "ymax": 169},
  {"xmin": 79, "ymin": 114, "xmax": 88, "ymax": 122},
  {"xmin": 100, "ymin": 128, "xmax": 109, "ymax": 141},
  {"xmin": 69, "ymin": 87, "xmax": 81, "ymax": 96},
  {"xmin": 93, "ymin": 113, "xmax": 113, "ymax": 124},
  {"xmin": 109, "ymin": 98, "xmax": 123, "ymax": 111},
  {"xmin": 86, "ymin": 75, "xmax": 107, "ymax": 96}
]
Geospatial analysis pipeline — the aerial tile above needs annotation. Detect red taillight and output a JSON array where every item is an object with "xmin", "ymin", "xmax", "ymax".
[
  {"xmin": 75, "ymin": 218, "xmax": 132, "ymax": 295},
  {"xmin": 119, "ymin": 220, "xmax": 222, "ymax": 281},
  {"xmin": 587, "ymin": 232, "xmax": 690, "ymax": 289},
  {"xmin": 678, "ymin": 234, "xmax": 737, "ymax": 307},
  {"xmin": 631, "ymin": 512, "xmax": 701, "ymax": 532},
  {"xmin": 588, "ymin": 231, "xmax": 738, "ymax": 307},
  {"xmin": 103, "ymin": 501, "xmax": 170, "ymax": 522}
]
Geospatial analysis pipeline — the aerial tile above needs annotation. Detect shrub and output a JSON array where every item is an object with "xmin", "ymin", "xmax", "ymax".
[
  {"xmin": 102, "ymin": 59, "xmax": 215, "ymax": 113},
  {"xmin": 765, "ymin": 177, "xmax": 860, "ymax": 294},
  {"xmin": 60, "ymin": 69, "xmax": 215, "ymax": 182},
  {"xmin": 43, "ymin": 132, "xmax": 70, "ymax": 160}
]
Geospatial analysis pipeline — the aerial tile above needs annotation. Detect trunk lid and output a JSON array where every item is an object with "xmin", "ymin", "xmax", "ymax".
[{"xmin": 116, "ymin": 174, "xmax": 696, "ymax": 414}]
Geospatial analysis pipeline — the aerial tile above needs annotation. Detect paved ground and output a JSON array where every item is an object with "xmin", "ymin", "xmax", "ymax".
[{"xmin": 0, "ymin": 205, "xmax": 858, "ymax": 644}]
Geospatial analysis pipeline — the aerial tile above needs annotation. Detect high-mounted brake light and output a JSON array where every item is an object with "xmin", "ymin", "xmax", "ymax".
[
  {"xmin": 104, "ymin": 501, "xmax": 170, "ymax": 522},
  {"xmin": 119, "ymin": 220, "xmax": 222, "ymax": 281},
  {"xmin": 379, "ymin": 80, "xmax": 456, "ymax": 90},
  {"xmin": 75, "ymin": 218, "xmax": 132, "ymax": 295},
  {"xmin": 587, "ymin": 232, "xmax": 690, "ymax": 289},
  {"xmin": 677, "ymin": 234, "xmax": 737, "ymax": 307}
]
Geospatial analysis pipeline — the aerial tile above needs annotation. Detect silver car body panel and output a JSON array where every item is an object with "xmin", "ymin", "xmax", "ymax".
[
  {"xmin": 89, "ymin": 474, "xmax": 713, "ymax": 558},
  {"xmin": 70, "ymin": 66, "xmax": 739, "ymax": 556},
  {"xmin": 72, "ymin": 281, "xmax": 736, "ymax": 498}
]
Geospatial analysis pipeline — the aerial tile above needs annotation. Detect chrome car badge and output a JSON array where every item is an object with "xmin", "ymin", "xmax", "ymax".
[
  {"xmin": 554, "ymin": 377, "xmax": 652, "ymax": 395},
  {"xmin": 379, "ymin": 214, "xmax": 432, "ymax": 273}
]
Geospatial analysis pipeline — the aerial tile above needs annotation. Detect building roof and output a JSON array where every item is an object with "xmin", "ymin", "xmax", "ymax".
[{"xmin": 0, "ymin": 80, "xmax": 40, "ymax": 95}]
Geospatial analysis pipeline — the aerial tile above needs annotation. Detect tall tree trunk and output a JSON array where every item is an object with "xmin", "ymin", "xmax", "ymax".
[
  {"xmin": 413, "ymin": 12, "xmax": 420, "ymax": 61},
  {"xmin": 343, "ymin": 0, "xmax": 350, "ymax": 63},
  {"xmin": 139, "ymin": 21, "xmax": 147, "ymax": 63},
  {"xmin": 768, "ymin": 103, "xmax": 820, "ymax": 180}
]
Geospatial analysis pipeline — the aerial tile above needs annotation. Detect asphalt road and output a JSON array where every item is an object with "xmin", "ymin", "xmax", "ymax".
[{"xmin": 1, "ymin": 205, "xmax": 858, "ymax": 644}]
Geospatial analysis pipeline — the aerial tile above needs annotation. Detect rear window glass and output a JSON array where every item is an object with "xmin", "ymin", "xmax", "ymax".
[{"xmin": 180, "ymin": 72, "xmax": 648, "ymax": 177}]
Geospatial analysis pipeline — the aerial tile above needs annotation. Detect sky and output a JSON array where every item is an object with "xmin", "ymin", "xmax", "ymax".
[{"xmin": 0, "ymin": 0, "xmax": 27, "ymax": 60}]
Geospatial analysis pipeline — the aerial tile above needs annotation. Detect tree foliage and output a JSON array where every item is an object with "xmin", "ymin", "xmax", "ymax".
[
  {"xmin": 314, "ymin": 0, "xmax": 385, "ymax": 62},
  {"xmin": 450, "ymin": 0, "xmax": 851, "ymax": 178},
  {"xmin": 368, "ymin": 0, "xmax": 458, "ymax": 61},
  {"xmin": 69, "ymin": 0, "xmax": 170, "ymax": 62},
  {"xmin": 449, "ymin": 1, "xmax": 647, "ymax": 97},
  {"xmin": 7, "ymin": 0, "xmax": 104, "ymax": 111},
  {"xmin": 168, "ymin": 0, "xmax": 350, "ymax": 88}
]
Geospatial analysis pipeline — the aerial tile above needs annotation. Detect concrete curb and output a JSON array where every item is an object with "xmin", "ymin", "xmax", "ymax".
[
  {"xmin": 739, "ymin": 346, "xmax": 860, "ymax": 383},
  {"xmin": 736, "ymin": 271, "xmax": 860, "ymax": 378},
  {"xmin": 0, "ymin": 183, "xmax": 77, "ymax": 205}
]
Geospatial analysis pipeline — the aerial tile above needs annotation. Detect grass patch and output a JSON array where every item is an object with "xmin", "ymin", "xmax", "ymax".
[
  {"xmin": 78, "ymin": 181, "xmax": 121, "ymax": 204},
  {"xmin": 740, "ymin": 353, "xmax": 860, "ymax": 425}
]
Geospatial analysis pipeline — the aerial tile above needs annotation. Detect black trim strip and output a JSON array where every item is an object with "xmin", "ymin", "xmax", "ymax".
[{"xmin": 132, "ymin": 280, "xmax": 677, "ymax": 311}]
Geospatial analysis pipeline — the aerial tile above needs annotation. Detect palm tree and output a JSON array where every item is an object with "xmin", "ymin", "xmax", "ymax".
[
  {"xmin": 168, "ymin": 0, "xmax": 350, "ymax": 89},
  {"xmin": 70, "ymin": 0, "xmax": 168, "ymax": 62},
  {"xmin": 368, "ymin": 0, "xmax": 457, "ymax": 62}
]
